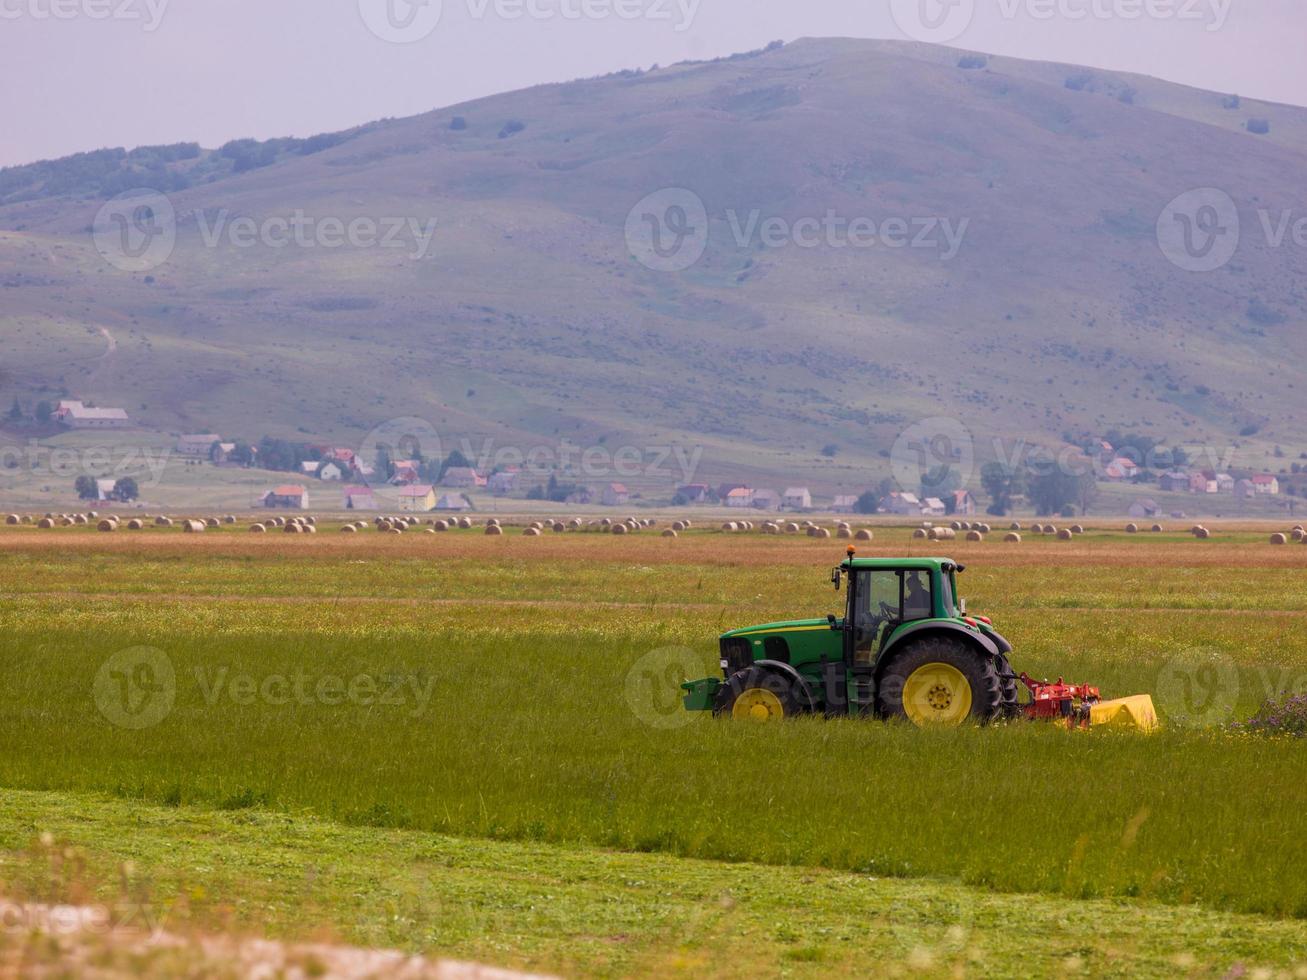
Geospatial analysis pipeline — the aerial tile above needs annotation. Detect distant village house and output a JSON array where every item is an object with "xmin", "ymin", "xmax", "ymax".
[{"xmin": 55, "ymin": 401, "xmax": 130, "ymax": 430}]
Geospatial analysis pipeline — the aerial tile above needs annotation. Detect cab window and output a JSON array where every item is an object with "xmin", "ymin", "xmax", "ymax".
[{"xmin": 852, "ymin": 569, "xmax": 934, "ymax": 661}]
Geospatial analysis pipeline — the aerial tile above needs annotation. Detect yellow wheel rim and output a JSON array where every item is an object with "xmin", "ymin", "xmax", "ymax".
[
  {"xmin": 732, "ymin": 688, "xmax": 785, "ymax": 722},
  {"xmin": 902, "ymin": 662, "xmax": 972, "ymax": 727}
]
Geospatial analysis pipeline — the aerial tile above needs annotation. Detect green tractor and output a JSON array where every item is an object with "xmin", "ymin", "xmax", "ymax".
[{"xmin": 681, "ymin": 548, "xmax": 1019, "ymax": 726}]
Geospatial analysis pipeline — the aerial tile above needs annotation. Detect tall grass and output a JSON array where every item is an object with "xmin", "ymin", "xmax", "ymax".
[{"xmin": 1, "ymin": 535, "xmax": 1305, "ymax": 917}]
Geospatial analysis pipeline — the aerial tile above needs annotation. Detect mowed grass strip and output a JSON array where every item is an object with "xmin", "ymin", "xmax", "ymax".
[
  {"xmin": 2, "ymin": 789, "xmax": 1305, "ymax": 979},
  {"xmin": 0, "ymin": 531, "xmax": 1305, "ymax": 918}
]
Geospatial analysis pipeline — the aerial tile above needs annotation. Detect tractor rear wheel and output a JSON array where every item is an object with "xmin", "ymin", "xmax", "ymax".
[
  {"xmin": 876, "ymin": 636, "xmax": 1003, "ymax": 726},
  {"xmin": 714, "ymin": 668, "xmax": 805, "ymax": 722}
]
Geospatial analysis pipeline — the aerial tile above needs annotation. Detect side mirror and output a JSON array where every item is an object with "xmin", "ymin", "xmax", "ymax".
[
  {"xmin": 959, "ymin": 597, "xmax": 967, "ymax": 615},
  {"xmin": 831, "ymin": 567, "xmax": 842, "ymax": 590}
]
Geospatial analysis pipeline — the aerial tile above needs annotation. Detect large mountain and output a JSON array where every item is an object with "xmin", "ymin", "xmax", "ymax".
[{"xmin": 2, "ymin": 38, "xmax": 1304, "ymax": 493}]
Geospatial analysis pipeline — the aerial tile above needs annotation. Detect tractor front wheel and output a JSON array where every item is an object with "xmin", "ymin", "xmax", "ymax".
[
  {"xmin": 714, "ymin": 668, "xmax": 805, "ymax": 722},
  {"xmin": 877, "ymin": 637, "xmax": 1003, "ymax": 727}
]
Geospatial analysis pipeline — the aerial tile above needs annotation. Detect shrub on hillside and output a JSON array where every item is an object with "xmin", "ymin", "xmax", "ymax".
[
  {"xmin": 1247, "ymin": 118, "xmax": 1271, "ymax": 135},
  {"xmin": 957, "ymin": 55, "xmax": 987, "ymax": 70},
  {"xmin": 498, "ymin": 120, "xmax": 526, "ymax": 139}
]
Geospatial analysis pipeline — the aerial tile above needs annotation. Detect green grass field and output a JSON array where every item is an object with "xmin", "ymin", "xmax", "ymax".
[{"xmin": 1, "ymin": 524, "xmax": 1305, "ymax": 976}]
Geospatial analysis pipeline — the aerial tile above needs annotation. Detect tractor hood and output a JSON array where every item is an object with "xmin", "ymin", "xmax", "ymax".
[{"xmin": 720, "ymin": 618, "xmax": 833, "ymax": 639}]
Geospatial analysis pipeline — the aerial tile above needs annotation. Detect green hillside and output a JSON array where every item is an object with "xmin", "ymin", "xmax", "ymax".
[{"xmin": 2, "ymin": 38, "xmax": 1304, "ymax": 497}]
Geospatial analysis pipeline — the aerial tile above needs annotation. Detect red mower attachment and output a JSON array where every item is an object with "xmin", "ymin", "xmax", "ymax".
[
  {"xmin": 1018, "ymin": 673, "xmax": 1159, "ymax": 732},
  {"xmin": 1019, "ymin": 673, "xmax": 1101, "ymax": 728}
]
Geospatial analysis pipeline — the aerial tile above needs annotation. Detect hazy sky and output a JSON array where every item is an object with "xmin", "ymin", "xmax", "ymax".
[{"xmin": 1, "ymin": 0, "xmax": 1303, "ymax": 167}]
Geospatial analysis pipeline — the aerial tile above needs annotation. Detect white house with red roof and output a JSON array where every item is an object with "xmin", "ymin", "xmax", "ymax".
[{"xmin": 1250, "ymin": 473, "xmax": 1280, "ymax": 495}]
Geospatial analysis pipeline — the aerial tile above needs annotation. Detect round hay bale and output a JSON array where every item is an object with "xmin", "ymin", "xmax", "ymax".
[
  {"xmin": 1292, "ymin": 528, "xmax": 1306, "ymax": 542},
  {"xmin": 38, "ymin": 518, "xmax": 55, "ymax": 529},
  {"xmin": 386, "ymin": 527, "xmax": 401, "ymax": 535},
  {"xmin": 913, "ymin": 528, "xmax": 928, "ymax": 539},
  {"xmin": 74, "ymin": 515, "xmax": 88, "ymax": 525},
  {"xmin": 435, "ymin": 520, "xmax": 450, "ymax": 531},
  {"xmin": 302, "ymin": 524, "xmax": 316, "ymax": 533},
  {"xmin": 284, "ymin": 522, "xmax": 302, "ymax": 534},
  {"xmin": 223, "ymin": 515, "xmax": 236, "ymax": 525},
  {"xmin": 976, "ymin": 523, "xmax": 991, "ymax": 534},
  {"xmin": 855, "ymin": 529, "xmax": 873, "ymax": 541},
  {"xmin": 127, "ymin": 519, "xmax": 143, "ymax": 530},
  {"xmin": 59, "ymin": 517, "xmax": 74, "ymax": 527},
  {"xmin": 247, "ymin": 523, "xmax": 266, "ymax": 533},
  {"xmin": 204, "ymin": 517, "xmax": 219, "ymax": 528},
  {"xmin": 1009, "ymin": 522, "xmax": 1022, "ymax": 531},
  {"xmin": 1004, "ymin": 532, "xmax": 1022, "ymax": 543},
  {"xmin": 929, "ymin": 527, "xmax": 956, "ymax": 541},
  {"xmin": 1043, "ymin": 525, "xmax": 1057, "ymax": 535},
  {"xmin": 950, "ymin": 521, "xmax": 962, "ymax": 531},
  {"xmin": 921, "ymin": 522, "xmax": 933, "ymax": 530},
  {"xmin": 522, "ymin": 526, "xmax": 540, "ymax": 537},
  {"xmin": 156, "ymin": 516, "xmax": 173, "ymax": 527},
  {"xmin": 806, "ymin": 526, "xmax": 819, "ymax": 538},
  {"xmin": 671, "ymin": 521, "xmax": 686, "ymax": 532},
  {"xmin": 1070, "ymin": 524, "xmax": 1085, "ymax": 534},
  {"xmin": 4, "ymin": 514, "xmax": 18, "ymax": 525},
  {"xmin": 966, "ymin": 530, "xmax": 984, "ymax": 541},
  {"xmin": 837, "ymin": 527, "xmax": 853, "ymax": 539},
  {"xmin": 1194, "ymin": 526, "xmax": 1210, "ymax": 539},
  {"xmin": 182, "ymin": 520, "xmax": 205, "ymax": 533},
  {"xmin": 600, "ymin": 517, "xmax": 612, "ymax": 526},
  {"xmin": 817, "ymin": 527, "xmax": 831, "ymax": 538},
  {"xmin": 1190, "ymin": 525, "xmax": 1204, "ymax": 535},
  {"xmin": 97, "ymin": 519, "xmax": 118, "ymax": 532},
  {"xmin": 611, "ymin": 524, "xmax": 627, "ymax": 536},
  {"xmin": 458, "ymin": 517, "xmax": 472, "ymax": 529},
  {"xmin": 785, "ymin": 523, "xmax": 800, "ymax": 534},
  {"xmin": 1152, "ymin": 524, "xmax": 1164, "ymax": 533},
  {"xmin": 1057, "ymin": 528, "xmax": 1073, "ymax": 540},
  {"xmin": 304, "ymin": 516, "xmax": 317, "ymax": 527},
  {"xmin": 485, "ymin": 524, "xmax": 503, "ymax": 536},
  {"xmin": 662, "ymin": 529, "xmax": 678, "ymax": 538},
  {"xmin": 1270, "ymin": 532, "xmax": 1288, "ymax": 545},
  {"xmin": 339, "ymin": 524, "xmax": 355, "ymax": 533},
  {"xmin": 1125, "ymin": 523, "xmax": 1138, "ymax": 534},
  {"xmin": 722, "ymin": 522, "xmax": 738, "ymax": 532},
  {"xmin": 570, "ymin": 518, "xmax": 583, "ymax": 528},
  {"xmin": 552, "ymin": 522, "xmax": 566, "ymax": 533}
]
